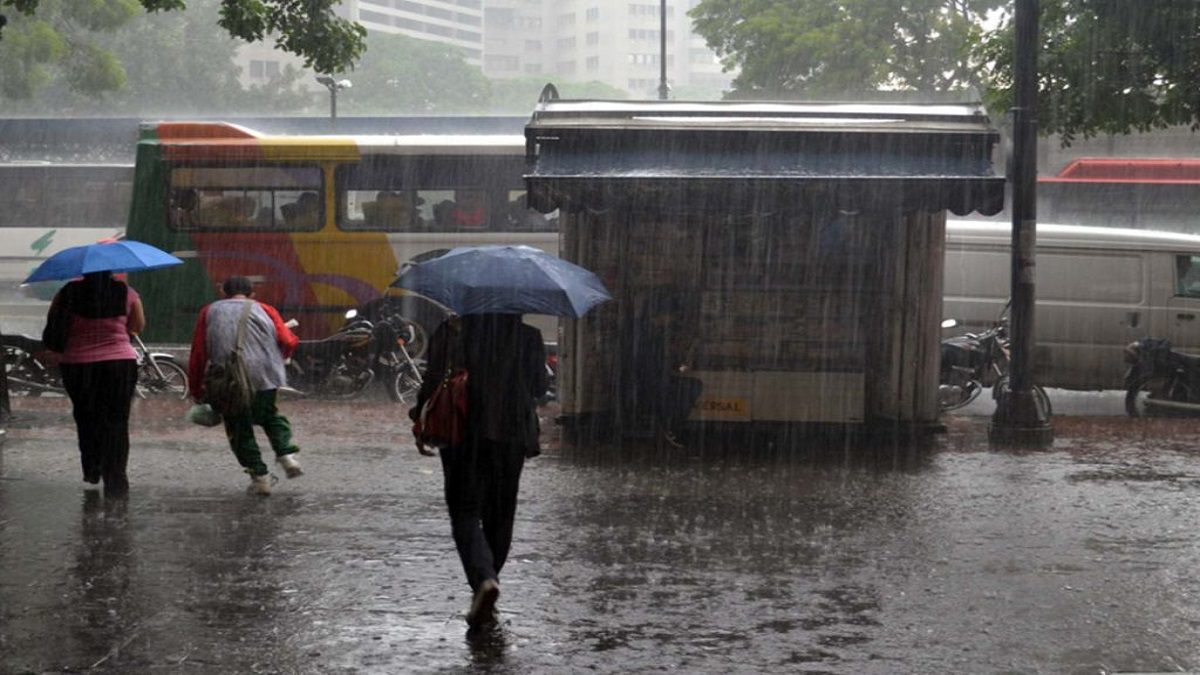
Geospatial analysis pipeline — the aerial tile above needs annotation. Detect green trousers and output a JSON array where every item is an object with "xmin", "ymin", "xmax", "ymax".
[{"xmin": 222, "ymin": 389, "xmax": 299, "ymax": 476}]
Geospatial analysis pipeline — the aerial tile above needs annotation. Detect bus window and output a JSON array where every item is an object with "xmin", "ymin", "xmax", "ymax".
[
  {"xmin": 168, "ymin": 165, "xmax": 322, "ymax": 231},
  {"xmin": 430, "ymin": 189, "xmax": 489, "ymax": 231},
  {"xmin": 344, "ymin": 189, "xmax": 424, "ymax": 231}
]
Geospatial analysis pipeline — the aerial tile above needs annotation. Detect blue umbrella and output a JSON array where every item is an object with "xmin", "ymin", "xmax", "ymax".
[
  {"xmin": 393, "ymin": 245, "xmax": 612, "ymax": 318},
  {"xmin": 24, "ymin": 240, "xmax": 183, "ymax": 283}
]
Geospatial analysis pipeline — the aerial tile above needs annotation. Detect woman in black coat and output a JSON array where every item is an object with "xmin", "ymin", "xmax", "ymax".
[{"xmin": 411, "ymin": 313, "xmax": 548, "ymax": 629}]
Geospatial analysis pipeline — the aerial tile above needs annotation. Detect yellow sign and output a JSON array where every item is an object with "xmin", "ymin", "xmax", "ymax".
[{"xmin": 696, "ymin": 397, "xmax": 751, "ymax": 420}]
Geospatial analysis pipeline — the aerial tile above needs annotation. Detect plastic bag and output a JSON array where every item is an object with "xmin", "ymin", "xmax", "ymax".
[{"xmin": 186, "ymin": 403, "xmax": 223, "ymax": 427}]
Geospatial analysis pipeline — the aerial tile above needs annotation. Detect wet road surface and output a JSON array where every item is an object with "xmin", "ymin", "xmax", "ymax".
[{"xmin": 3, "ymin": 397, "xmax": 1200, "ymax": 673}]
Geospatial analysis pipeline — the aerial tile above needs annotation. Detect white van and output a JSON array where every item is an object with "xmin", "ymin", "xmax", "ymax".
[{"xmin": 944, "ymin": 221, "xmax": 1200, "ymax": 391}]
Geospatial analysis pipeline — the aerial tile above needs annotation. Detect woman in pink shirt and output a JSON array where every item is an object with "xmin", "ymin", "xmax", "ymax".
[{"xmin": 46, "ymin": 271, "xmax": 145, "ymax": 496}]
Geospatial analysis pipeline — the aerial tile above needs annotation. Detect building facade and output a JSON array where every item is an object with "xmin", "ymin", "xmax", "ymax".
[
  {"xmin": 482, "ymin": 0, "xmax": 731, "ymax": 98},
  {"xmin": 238, "ymin": 0, "xmax": 731, "ymax": 99}
]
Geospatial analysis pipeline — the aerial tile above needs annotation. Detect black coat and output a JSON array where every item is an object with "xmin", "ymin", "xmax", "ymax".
[{"xmin": 413, "ymin": 315, "xmax": 548, "ymax": 452}]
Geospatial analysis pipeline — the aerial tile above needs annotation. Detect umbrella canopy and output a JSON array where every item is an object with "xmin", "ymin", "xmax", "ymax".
[
  {"xmin": 24, "ymin": 240, "xmax": 183, "ymax": 284},
  {"xmin": 393, "ymin": 245, "xmax": 611, "ymax": 318}
]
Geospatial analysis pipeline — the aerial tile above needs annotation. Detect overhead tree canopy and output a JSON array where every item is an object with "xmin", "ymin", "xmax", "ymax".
[
  {"xmin": 977, "ymin": 0, "xmax": 1200, "ymax": 142},
  {"xmin": 689, "ymin": 0, "xmax": 1002, "ymax": 97},
  {"xmin": 0, "ymin": 0, "xmax": 363, "ymax": 99}
]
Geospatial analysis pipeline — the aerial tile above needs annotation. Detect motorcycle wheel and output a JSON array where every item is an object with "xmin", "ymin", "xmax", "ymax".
[
  {"xmin": 388, "ymin": 366, "xmax": 423, "ymax": 404},
  {"xmin": 939, "ymin": 379, "xmax": 982, "ymax": 412},
  {"xmin": 1125, "ymin": 374, "xmax": 1193, "ymax": 417},
  {"xmin": 136, "ymin": 358, "xmax": 189, "ymax": 399},
  {"xmin": 327, "ymin": 365, "xmax": 374, "ymax": 399},
  {"xmin": 990, "ymin": 376, "xmax": 1053, "ymax": 416}
]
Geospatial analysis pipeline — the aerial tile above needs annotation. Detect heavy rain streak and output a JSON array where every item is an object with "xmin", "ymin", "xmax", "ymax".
[{"xmin": 5, "ymin": 1, "xmax": 1200, "ymax": 672}]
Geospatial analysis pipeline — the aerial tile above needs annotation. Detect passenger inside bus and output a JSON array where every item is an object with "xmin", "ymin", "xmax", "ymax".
[
  {"xmin": 195, "ymin": 192, "xmax": 256, "ymax": 228},
  {"xmin": 281, "ymin": 191, "xmax": 321, "ymax": 229},
  {"xmin": 362, "ymin": 191, "xmax": 423, "ymax": 230},
  {"xmin": 449, "ymin": 190, "xmax": 488, "ymax": 229},
  {"xmin": 169, "ymin": 188, "xmax": 199, "ymax": 228}
]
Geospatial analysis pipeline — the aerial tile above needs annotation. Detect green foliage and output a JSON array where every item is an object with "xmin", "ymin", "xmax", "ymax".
[
  {"xmin": 0, "ymin": 0, "xmax": 313, "ymax": 114},
  {"xmin": 689, "ymin": 0, "xmax": 1002, "ymax": 97},
  {"xmin": 976, "ymin": 0, "xmax": 1200, "ymax": 142},
  {"xmin": 341, "ymin": 33, "xmax": 490, "ymax": 114},
  {"xmin": 0, "ymin": 0, "xmax": 363, "ymax": 100}
]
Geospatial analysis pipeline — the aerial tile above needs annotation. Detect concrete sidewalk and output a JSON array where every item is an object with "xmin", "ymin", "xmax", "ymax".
[{"xmin": 3, "ymin": 397, "xmax": 1200, "ymax": 673}]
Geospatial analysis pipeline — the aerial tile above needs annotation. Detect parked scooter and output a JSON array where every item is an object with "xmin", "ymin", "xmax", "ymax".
[
  {"xmin": 285, "ymin": 310, "xmax": 423, "ymax": 403},
  {"xmin": 1123, "ymin": 337, "xmax": 1200, "ymax": 416},
  {"xmin": 938, "ymin": 313, "xmax": 1051, "ymax": 413}
]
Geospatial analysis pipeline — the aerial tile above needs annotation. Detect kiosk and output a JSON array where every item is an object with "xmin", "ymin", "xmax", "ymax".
[{"xmin": 525, "ymin": 99, "xmax": 1005, "ymax": 438}]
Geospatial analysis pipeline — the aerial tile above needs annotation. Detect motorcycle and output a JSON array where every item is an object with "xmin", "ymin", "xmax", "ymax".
[
  {"xmin": 938, "ymin": 314, "xmax": 1051, "ymax": 413},
  {"xmin": 285, "ymin": 310, "xmax": 424, "ymax": 403},
  {"xmin": 1123, "ymin": 337, "xmax": 1200, "ymax": 416},
  {"xmin": 3, "ymin": 334, "xmax": 63, "ymax": 396},
  {"xmin": 2, "ymin": 333, "xmax": 187, "ymax": 398}
]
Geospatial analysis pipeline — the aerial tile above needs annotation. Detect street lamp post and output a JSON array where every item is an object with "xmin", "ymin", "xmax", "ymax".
[
  {"xmin": 657, "ymin": 0, "xmax": 669, "ymax": 100},
  {"xmin": 990, "ymin": 0, "xmax": 1053, "ymax": 447},
  {"xmin": 316, "ymin": 76, "xmax": 352, "ymax": 127}
]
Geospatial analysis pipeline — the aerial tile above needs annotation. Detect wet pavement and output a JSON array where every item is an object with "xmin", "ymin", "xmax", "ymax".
[{"xmin": 3, "ymin": 396, "xmax": 1200, "ymax": 674}]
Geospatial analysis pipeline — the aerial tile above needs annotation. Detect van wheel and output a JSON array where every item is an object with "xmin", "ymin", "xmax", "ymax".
[{"xmin": 1126, "ymin": 374, "xmax": 1192, "ymax": 417}]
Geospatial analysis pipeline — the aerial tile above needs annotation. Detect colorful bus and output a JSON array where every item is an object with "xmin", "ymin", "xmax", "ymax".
[{"xmin": 124, "ymin": 122, "xmax": 559, "ymax": 345}]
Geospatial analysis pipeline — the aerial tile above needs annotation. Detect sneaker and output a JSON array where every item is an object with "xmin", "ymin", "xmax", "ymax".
[
  {"xmin": 466, "ymin": 578, "xmax": 500, "ymax": 629},
  {"xmin": 277, "ymin": 453, "xmax": 304, "ymax": 478},
  {"xmin": 247, "ymin": 473, "xmax": 277, "ymax": 496}
]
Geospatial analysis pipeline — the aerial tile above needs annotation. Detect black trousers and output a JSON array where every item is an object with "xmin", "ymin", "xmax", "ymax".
[
  {"xmin": 439, "ymin": 437, "xmax": 525, "ymax": 592},
  {"xmin": 60, "ymin": 359, "xmax": 138, "ymax": 494},
  {"xmin": 649, "ymin": 374, "xmax": 703, "ymax": 433}
]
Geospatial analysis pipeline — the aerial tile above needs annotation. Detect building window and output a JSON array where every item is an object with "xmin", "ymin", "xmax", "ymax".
[
  {"xmin": 586, "ymin": 32, "xmax": 599, "ymax": 45},
  {"xmin": 627, "ymin": 53, "xmax": 659, "ymax": 65},
  {"xmin": 487, "ymin": 54, "xmax": 520, "ymax": 70},
  {"xmin": 586, "ymin": 56, "xmax": 599, "ymax": 70},
  {"xmin": 586, "ymin": 7, "xmax": 599, "ymax": 21},
  {"xmin": 628, "ymin": 3, "xmax": 672, "ymax": 18},
  {"xmin": 557, "ymin": 37, "xmax": 575, "ymax": 49},
  {"xmin": 526, "ymin": 40, "xmax": 542, "ymax": 51},
  {"xmin": 360, "ymin": 9, "xmax": 392, "ymax": 25},
  {"xmin": 556, "ymin": 12, "xmax": 575, "ymax": 26}
]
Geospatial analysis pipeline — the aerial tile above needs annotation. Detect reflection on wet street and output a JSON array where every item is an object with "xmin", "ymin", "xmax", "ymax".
[{"xmin": 3, "ymin": 398, "xmax": 1200, "ymax": 672}]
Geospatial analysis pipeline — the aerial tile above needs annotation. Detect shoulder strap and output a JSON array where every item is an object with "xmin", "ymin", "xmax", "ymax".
[{"xmin": 234, "ymin": 300, "xmax": 255, "ymax": 354}]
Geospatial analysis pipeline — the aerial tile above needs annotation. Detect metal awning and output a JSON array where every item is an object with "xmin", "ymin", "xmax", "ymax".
[{"xmin": 525, "ymin": 99, "xmax": 1006, "ymax": 216}]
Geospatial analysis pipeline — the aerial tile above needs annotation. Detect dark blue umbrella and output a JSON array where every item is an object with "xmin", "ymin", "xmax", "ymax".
[
  {"xmin": 393, "ymin": 245, "xmax": 611, "ymax": 318},
  {"xmin": 24, "ymin": 240, "xmax": 183, "ymax": 283}
]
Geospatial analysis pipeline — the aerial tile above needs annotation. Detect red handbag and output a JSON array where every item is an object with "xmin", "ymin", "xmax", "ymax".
[{"xmin": 415, "ymin": 369, "xmax": 469, "ymax": 449}]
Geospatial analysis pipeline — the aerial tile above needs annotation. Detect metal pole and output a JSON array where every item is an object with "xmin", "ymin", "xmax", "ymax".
[
  {"xmin": 330, "ymin": 87, "xmax": 338, "ymax": 127},
  {"xmin": 657, "ymin": 0, "xmax": 669, "ymax": 100},
  {"xmin": 990, "ymin": 0, "xmax": 1053, "ymax": 447}
]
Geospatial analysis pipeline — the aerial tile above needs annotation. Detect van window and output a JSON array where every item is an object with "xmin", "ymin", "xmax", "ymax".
[
  {"xmin": 1039, "ymin": 252, "xmax": 1143, "ymax": 303},
  {"xmin": 1176, "ymin": 255, "xmax": 1200, "ymax": 298}
]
